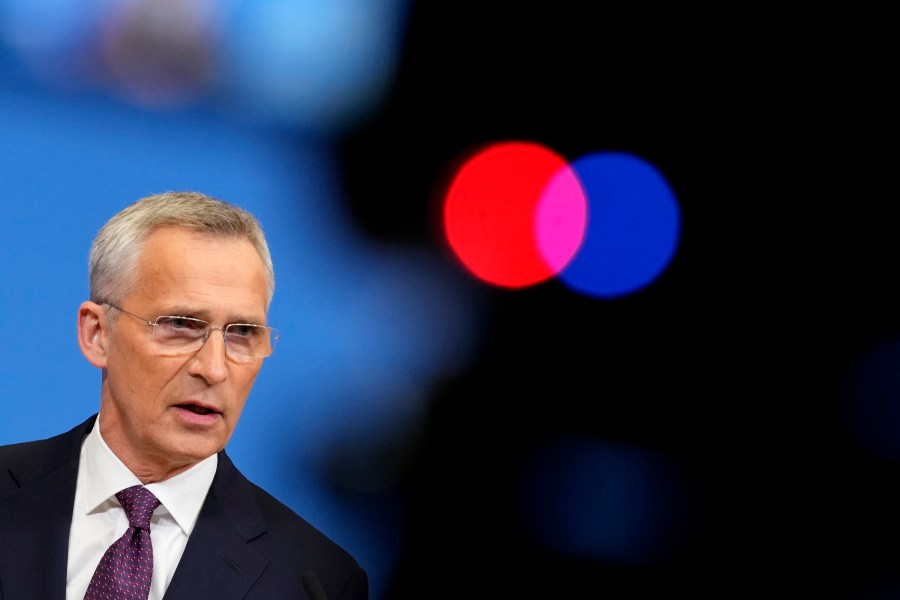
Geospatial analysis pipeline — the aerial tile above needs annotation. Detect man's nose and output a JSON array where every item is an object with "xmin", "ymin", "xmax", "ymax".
[{"xmin": 189, "ymin": 327, "xmax": 229, "ymax": 382}]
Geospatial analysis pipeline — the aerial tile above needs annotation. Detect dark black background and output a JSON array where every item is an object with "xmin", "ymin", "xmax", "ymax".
[{"xmin": 339, "ymin": 4, "xmax": 893, "ymax": 597}]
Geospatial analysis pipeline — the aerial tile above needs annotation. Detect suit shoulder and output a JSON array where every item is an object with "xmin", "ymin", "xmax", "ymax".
[
  {"xmin": 219, "ymin": 456, "xmax": 353, "ymax": 555},
  {"xmin": 212, "ymin": 453, "xmax": 369, "ymax": 597},
  {"xmin": 249, "ymin": 480, "xmax": 359, "ymax": 561},
  {"xmin": 0, "ymin": 417, "xmax": 95, "ymax": 491},
  {"xmin": 245, "ymin": 478, "xmax": 368, "ymax": 592},
  {"xmin": 0, "ymin": 436, "xmax": 53, "ymax": 461}
]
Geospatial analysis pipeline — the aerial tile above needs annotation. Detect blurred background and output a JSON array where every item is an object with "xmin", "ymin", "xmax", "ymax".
[{"xmin": 0, "ymin": 2, "xmax": 892, "ymax": 598}]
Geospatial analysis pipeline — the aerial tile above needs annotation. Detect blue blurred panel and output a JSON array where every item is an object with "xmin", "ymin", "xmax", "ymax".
[
  {"xmin": 0, "ymin": 0, "xmax": 102, "ymax": 85},
  {"xmin": 220, "ymin": 0, "xmax": 410, "ymax": 134},
  {"xmin": 1, "ymin": 0, "xmax": 410, "ymax": 136}
]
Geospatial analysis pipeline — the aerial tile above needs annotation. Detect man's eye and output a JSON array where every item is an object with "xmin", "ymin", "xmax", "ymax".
[
  {"xmin": 228, "ymin": 324, "xmax": 257, "ymax": 338},
  {"xmin": 159, "ymin": 317, "xmax": 204, "ymax": 331}
]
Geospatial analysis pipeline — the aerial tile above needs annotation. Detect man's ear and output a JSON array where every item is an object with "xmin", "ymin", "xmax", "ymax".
[{"xmin": 78, "ymin": 301, "xmax": 108, "ymax": 368}]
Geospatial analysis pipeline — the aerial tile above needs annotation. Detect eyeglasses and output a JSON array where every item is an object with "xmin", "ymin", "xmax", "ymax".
[{"xmin": 104, "ymin": 303, "xmax": 279, "ymax": 362}]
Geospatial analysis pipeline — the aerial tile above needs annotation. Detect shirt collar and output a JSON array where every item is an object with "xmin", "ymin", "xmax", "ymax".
[{"xmin": 81, "ymin": 416, "xmax": 218, "ymax": 537}]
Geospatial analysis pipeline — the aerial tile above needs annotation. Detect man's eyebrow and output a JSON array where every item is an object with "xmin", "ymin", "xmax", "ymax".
[
  {"xmin": 161, "ymin": 308, "xmax": 267, "ymax": 325},
  {"xmin": 158, "ymin": 307, "xmax": 203, "ymax": 318}
]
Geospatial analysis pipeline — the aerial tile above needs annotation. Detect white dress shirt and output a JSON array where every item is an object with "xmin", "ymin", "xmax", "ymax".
[{"xmin": 66, "ymin": 417, "xmax": 217, "ymax": 600}]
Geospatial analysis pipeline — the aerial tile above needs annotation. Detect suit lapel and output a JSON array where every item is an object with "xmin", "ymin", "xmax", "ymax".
[
  {"xmin": 0, "ymin": 418, "xmax": 91, "ymax": 600},
  {"xmin": 162, "ymin": 452, "xmax": 269, "ymax": 600}
]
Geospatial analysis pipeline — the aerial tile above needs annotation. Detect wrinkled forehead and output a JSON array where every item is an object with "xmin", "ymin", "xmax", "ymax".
[{"xmin": 128, "ymin": 227, "xmax": 269, "ymax": 320}]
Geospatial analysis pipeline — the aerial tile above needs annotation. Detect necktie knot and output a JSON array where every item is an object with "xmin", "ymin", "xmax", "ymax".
[{"xmin": 115, "ymin": 485, "xmax": 160, "ymax": 531}]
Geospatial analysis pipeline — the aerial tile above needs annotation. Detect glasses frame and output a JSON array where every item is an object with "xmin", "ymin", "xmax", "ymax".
[{"xmin": 102, "ymin": 302, "xmax": 279, "ymax": 361}]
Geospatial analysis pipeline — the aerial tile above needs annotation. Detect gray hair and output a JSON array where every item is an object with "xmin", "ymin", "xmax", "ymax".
[{"xmin": 89, "ymin": 191, "xmax": 275, "ymax": 310}]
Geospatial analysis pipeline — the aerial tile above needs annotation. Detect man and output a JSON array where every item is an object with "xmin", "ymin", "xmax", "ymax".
[{"xmin": 0, "ymin": 191, "xmax": 368, "ymax": 599}]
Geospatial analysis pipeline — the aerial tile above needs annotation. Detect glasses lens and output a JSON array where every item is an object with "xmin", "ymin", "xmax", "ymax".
[
  {"xmin": 154, "ymin": 316, "xmax": 209, "ymax": 351},
  {"xmin": 224, "ymin": 324, "xmax": 277, "ymax": 359}
]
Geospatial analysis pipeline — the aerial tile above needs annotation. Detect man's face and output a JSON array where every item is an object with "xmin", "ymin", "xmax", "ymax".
[{"xmin": 97, "ymin": 226, "xmax": 270, "ymax": 481}]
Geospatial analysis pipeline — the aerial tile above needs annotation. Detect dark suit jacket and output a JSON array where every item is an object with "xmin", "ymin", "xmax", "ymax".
[{"xmin": 0, "ymin": 415, "xmax": 368, "ymax": 600}]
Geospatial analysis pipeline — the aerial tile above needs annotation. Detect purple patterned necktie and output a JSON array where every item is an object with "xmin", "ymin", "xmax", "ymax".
[{"xmin": 84, "ymin": 485, "xmax": 161, "ymax": 600}]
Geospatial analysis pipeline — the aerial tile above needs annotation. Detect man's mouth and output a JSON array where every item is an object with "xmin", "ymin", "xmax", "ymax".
[{"xmin": 176, "ymin": 403, "xmax": 219, "ymax": 416}]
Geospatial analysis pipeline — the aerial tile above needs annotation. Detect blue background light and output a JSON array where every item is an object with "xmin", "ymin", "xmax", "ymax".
[
  {"xmin": 560, "ymin": 151, "xmax": 681, "ymax": 298},
  {"xmin": 518, "ymin": 435, "xmax": 694, "ymax": 564}
]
